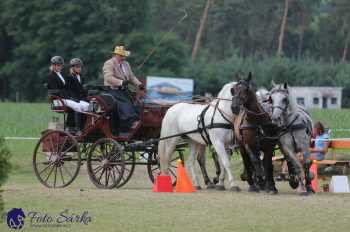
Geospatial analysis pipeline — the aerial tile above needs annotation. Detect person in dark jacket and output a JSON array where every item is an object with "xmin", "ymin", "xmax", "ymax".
[
  {"xmin": 47, "ymin": 56, "xmax": 89, "ymax": 112},
  {"xmin": 66, "ymin": 58, "xmax": 89, "ymax": 107},
  {"xmin": 66, "ymin": 58, "xmax": 89, "ymax": 130},
  {"xmin": 47, "ymin": 56, "xmax": 89, "ymax": 132},
  {"xmin": 47, "ymin": 56, "xmax": 69, "ymax": 98}
]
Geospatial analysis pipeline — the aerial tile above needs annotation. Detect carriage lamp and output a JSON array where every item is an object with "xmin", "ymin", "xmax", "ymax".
[{"xmin": 88, "ymin": 99, "xmax": 102, "ymax": 113}]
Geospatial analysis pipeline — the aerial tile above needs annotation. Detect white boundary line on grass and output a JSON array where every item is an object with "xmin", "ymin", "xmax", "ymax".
[{"xmin": 4, "ymin": 137, "xmax": 39, "ymax": 140}]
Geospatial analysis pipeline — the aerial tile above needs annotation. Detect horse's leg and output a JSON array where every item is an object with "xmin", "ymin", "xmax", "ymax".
[
  {"xmin": 244, "ymin": 144, "xmax": 264, "ymax": 183},
  {"xmin": 212, "ymin": 140, "xmax": 240, "ymax": 192},
  {"xmin": 262, "ymin": 145, "xmax": 278, "ymax": 194},
  {"xmin": 286, "ymin": 155, "xmax": 299, "ymax": 189},
  {"xmin": 239, "ymin": 146, "xmax": 259, "ymax": 192},
  {"xmin": 187, "ymin": 142, "xmax": 201, "ymax": 189},
  {"xmin": 279, "ymin": 136, "xmax": 307, "ymax": 195},
  {"xmin": 211, "ymin": 149, "xmax": 221, "ymax": 185},
  {"xmin": 159, "ymin": 138, "xmax": 178, "ymax": 176},
  {"xmin": 215, "ymin": 154, "xmax": 226, "ymax": 190},
  {"xmin": 197, "ymin": 145, "xmax": 215, "ymax": 189}
]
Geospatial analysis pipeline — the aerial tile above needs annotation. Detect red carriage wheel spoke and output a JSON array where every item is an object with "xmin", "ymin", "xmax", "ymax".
[
  {"xmin": 62, "ymin": 164, "xmax": 73, "ymax": 179},
  {"xmin": 105, "ymin": 169, "xmax": 108, "ymax": 186},
  {"xmin": 92, "ymin": 165, "xmax": 104, "ymax": 175},
  {"xmin": 44, "ymin": 164, "xmax": 56, "ymax": 183},
  {"xmin": 60, "ymin": 143, "xmax": 77, "ymax": 157},
  {"xmin": 38, "ymin": 161, "xmax": 55, "ymax": 176},
  {"xmin": 59, "ymin": 166, "xmax": 65, "ymax": 185},
  {"xmin": 98, "ymin": 168, "xmax": 106, "ymax": 182},
  {"xmin": 53, "ymin": 165, "xmax": 58, "ymax": 188},
  {"xmin": 57, "ymin": 136, "xmax": 68, "ymax": 155},
  {"xmin": 111, "ymin": 170, "xmax": 117, "ymax": 185},
  {"xmin": 113, "ymin": 165, "xmax": 122, "ymax": 176}
]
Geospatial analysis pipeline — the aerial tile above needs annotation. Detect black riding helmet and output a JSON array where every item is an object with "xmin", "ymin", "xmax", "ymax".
[
  {"xmin": 70, "ymin": 58, "xmax": 83, "ymax": 67},
  {"xmin": 50, "ymin": 56, "xmax": 64, "ymax": 65}
]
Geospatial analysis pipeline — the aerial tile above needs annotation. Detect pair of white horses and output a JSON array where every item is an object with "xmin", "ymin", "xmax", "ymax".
[{"xmin": 158, "ymin": 78, "xmax": 313, "ymax": 194}]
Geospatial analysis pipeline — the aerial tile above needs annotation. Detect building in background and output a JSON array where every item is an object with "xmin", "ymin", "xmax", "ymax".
[{"xmin": 291, "ymin": 87, "xmax": 342, "ymax": 109}]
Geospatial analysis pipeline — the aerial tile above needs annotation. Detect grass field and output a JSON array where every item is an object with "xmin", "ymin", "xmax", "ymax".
[{"xmin": 1, "ymin": 103, "xmax": 350, "ymax": 232}]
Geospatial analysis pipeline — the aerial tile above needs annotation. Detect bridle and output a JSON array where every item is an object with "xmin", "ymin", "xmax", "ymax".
[{"xmin": 270, "ymin": 88, "xmax": 290, "ymax": 113}]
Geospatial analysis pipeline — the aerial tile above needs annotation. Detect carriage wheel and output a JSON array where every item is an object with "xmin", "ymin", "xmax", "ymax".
[
  {"xmin": 87, "ymin": 138, "xmax": 125, "ymax": 189},
  {"xmin": 33, "ymin": 130, "xmax": 81, "ymax": 188},
  {"xmin": 116, "ymin": 150, "xmax": 136, "ymax": 188},
  {"xmin": 147, "ymin": 149, "xmax": 184, "ymax": 186}
]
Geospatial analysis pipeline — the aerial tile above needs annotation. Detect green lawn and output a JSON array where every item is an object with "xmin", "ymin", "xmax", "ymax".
[{"xmin": 1, "ymin": 103, "xmax": 350, "ymax": 232}]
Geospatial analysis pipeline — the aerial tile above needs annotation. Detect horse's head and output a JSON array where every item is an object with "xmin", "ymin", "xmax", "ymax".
[
  {"xmin": 230, "ymin": 72, "xmax": 254, "ymax": 114},
  {"xmin": 270, "ymin": 82, "xmax": 290, "ymax": 126},
  {"xmin": 256, "ymin": 87, "xmax": 270, "ymax": 103}
]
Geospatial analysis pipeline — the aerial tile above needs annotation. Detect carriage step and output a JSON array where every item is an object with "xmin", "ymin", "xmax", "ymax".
[{"xmin": 118, "ymin": 132, "xmax": 130, "ymax": 137}]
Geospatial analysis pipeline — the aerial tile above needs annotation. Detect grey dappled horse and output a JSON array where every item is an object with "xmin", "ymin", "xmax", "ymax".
[{"xmin": 269, "ymin": 83, "xmax": 313, "ymax": 194}]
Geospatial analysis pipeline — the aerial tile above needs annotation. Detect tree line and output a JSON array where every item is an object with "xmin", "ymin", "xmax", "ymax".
[{"xmin": 1, "ymin": 0, "xmax": 350, "ymax": 106}]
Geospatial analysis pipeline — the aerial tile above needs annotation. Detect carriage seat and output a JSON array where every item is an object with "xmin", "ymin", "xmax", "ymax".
[{"xmin": 48, "ymin": 90, "xmax": 70, "ymax": 113}]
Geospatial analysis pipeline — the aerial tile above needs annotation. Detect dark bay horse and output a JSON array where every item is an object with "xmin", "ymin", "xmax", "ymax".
[{"xmin": 231, "ymin": 73, "xmax": 279, "ymax": 193}]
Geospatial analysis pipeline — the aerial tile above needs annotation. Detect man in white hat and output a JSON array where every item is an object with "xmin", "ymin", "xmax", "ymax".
[
  {"xmin": 103, "ymin": 45, "xmax": 144, "ymax": 90},
  {"xmin": 102, "ymin": 45, "xmax": 143, "ymax": 133}
]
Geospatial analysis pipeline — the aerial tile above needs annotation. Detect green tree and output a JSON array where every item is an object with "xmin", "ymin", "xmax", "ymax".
[
  {"xmin": 0, "ymin": 137, "xmax": 11, "ymax": 215},
  {"xmin": 0, "ymin": 0, "xmax": 150, "ymax": 101}
]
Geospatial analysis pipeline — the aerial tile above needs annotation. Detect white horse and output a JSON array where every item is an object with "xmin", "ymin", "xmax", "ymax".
[
  {"xmin": 158, "ymin": 82, "xmax": 241, "ymax": 191},
  {"xmin": 269, "ymin": 83, "xmax": 313, "ymax": 194}
]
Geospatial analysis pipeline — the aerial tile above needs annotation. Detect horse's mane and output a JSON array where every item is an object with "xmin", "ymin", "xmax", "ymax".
[
  {"xmin": 256, "ymin": 87, "xmax": 269, "ymax": 103},
  {"xmin": 217, "ymin": 82, "xmax": 236, "ymax": 99}
]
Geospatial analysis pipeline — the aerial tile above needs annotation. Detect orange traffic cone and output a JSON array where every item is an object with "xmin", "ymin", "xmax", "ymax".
[
  {"xmin": 153, "ymin": 175, "xmax": 173, "ymax": 192},
  {"xmin": 310, "ymin": 160, "xmax": 318, "ymax": 192},
  {"xmin": 175, "ymin": 160, "xmax": 196, "ymax": 193}
]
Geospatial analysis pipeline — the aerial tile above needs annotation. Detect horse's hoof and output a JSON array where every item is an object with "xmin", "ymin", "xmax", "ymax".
[
  {"xmin": 299, "ymin": 191, "xmax": 310, "ymax": 196},
  {"xmin": 213, "ymin": 177, "xmax": 219, "ymax": 185},
  {"xmin": 230, "ymin": 186, "xmax": 241, "ymax": 192},
  {"xmin": 268, "ymin": 188, "xmax": 278, "ymax": 195},
  {"xmin": 215, "ymin": 185, "xmax": 225, "ymax": 191},
  {"xmin": 240, "ymin": 173, "xmax": 247, "ymax": 181},
  {"xmin": 265, "ymin": 185, "xmax": 278, "ymax": 194},
  {"xmin": 206, "ymin": 183, "xmax": 216, "ymax": 189},
  {"xmin": 289, "ymin": 176, "xmax": 299, "ymax": 189},
  {"xmin": 248, "ymin": 185, "xmax": 260, "ymax": 193},
  {"xmin": 306, "ymin": 185, "xmax": 315, "ymax": 194}
]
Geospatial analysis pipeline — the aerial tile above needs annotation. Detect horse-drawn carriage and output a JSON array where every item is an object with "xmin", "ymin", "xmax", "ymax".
[
  {"xmin": 32, "ymin": 86, "xmax": 185, "ymax": 189},
  {"xmin": 33, "ymin": 74, "xmax": 315, "ymax": 195}
]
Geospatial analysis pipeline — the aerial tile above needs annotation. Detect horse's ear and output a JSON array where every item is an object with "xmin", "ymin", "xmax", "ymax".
[
  {"xmin": 230, "ymin": 87, "xmax": 235, "ymax": 96},
  {"xmin": 271, "ymin": 80, "xmax": 277, "ymax": 87},
  {"xmin": 283, "ymin": 82, "xmax": 288, "ymax": 89},
  {"xmin": 246, "ymin": 72, "xmax": 252, "ymax": 82},
  {"xmin": 268, "ymin": 95, "xmax": 273, "ymax": 104}
]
